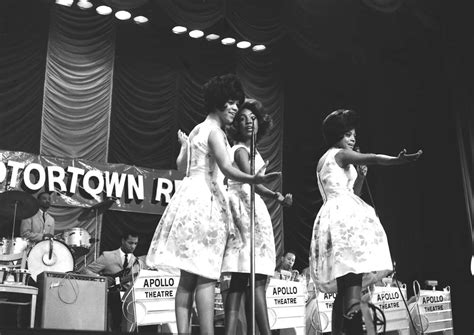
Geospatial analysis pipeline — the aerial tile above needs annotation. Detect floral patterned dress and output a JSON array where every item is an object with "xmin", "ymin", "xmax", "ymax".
[
  {"xmin": 146, "ymin": 120, "xmax": 233, "ymax": 280},
  {"xmin": 310, "ymin": 148, "xmax": 393, "ymax": 293},
  {"xmin": 221, "ymin": 144, "xmax": 276, "ymax": 276}
]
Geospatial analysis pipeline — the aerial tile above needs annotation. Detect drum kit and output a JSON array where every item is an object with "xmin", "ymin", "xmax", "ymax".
[{"xmin": 0, "ymin": 190, "xmax": 113, "ymax": 283}]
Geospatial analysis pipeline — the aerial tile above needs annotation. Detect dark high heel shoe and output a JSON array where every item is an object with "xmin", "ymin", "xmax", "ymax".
[{"xmin": 342, "ymin": 302, "xmax": 363, "ymax": 335}]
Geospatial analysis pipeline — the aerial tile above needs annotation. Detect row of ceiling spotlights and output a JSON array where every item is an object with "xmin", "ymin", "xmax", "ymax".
[
  {"xmin": 55, "ymin": 0, "xmax": 149, "ymax": 24},
  {"xmin": 172, "ymin": 26, "xmax": 266, "ymax": 52},
  {"xmin": 55, "ymin": 1, "xmax": 265, "ymax": 52}
]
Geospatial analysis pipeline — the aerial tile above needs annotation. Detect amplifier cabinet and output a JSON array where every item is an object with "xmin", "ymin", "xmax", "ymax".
[{"xmin": 37, "ymin": 271, "xmax": 108, "ymax": 331}]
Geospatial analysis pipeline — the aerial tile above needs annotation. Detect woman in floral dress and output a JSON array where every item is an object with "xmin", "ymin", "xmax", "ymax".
[
  {"xmin": 146, "ymin": 74, "xmax": 280, "ymax": 335},
  {"xmin": 309, "ymin": 109, "xmax": 422, "ymax": 334},
  {"xmin": 221, "ymin": 99, "xmax": 292, "ymax": 335}
]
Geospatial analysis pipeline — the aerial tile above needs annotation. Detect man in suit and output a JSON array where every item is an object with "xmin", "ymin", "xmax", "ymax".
[
  {"xmin": 83, "ymin": 231, "xmax": 140, "ymax": 332},
  {"xmin": 20, "ymin": 191, "xmax": 55, "ymax": 242}
]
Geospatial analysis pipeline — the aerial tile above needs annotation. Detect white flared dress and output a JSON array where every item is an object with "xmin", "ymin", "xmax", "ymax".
[
  {"xmin": 221, "ymin": 144, "xmax": 276, "ymax": 276},
  {"xmin": 309, "ymin": 148, "xmax": 393, "ymax": 293},
  {"xmin": 146, "ymin": 120, "xmax": 233, "ymax": 280}
]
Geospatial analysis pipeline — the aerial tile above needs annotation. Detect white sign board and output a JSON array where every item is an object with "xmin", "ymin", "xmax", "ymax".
[
  {"xmin": 408, "ymin": 287, "xmax": 453, "ymax": 334},
  {"xmin": 370, "ymin": 285, "xmax": 409, "ymax": 334},
  {"xmin": 123, "ymin": 269, "xmax": 180, "ymax": 326},
  {"xmin": 267, "ymin": 278, "xmax": 305, "ymax": 334}
]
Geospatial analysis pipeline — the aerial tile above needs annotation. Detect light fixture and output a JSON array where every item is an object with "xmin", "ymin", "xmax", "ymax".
[
  {"xmin": 115, "ymin": 10, "xmax": 131, "ymax": 20},
  {"xmin": 206, "ymin": 34, "xmax": 220, "ymax": 41},
  {"xmin": 189, "ymin": 30, "xmax": 204, "ymax": 39},
  {"xmin": 252, "ymin": 44, "xmax": 266, "ymax": 52},
  {"xmin": 172, "ymin": 26, "xmax": 187, "ymax": 34},
  {"xmin": 77, "ymin": 0, "xmax": 93, "ymax": 9},
  {"xmin": 221, "ymin": 37, "xmax": 236, "ymax": 46},
  {"xmin": 96, "ymin": 5, "xmax": 112, "ymax": 15},
  {"xmin": 133, "ymin": 16, "xmax": 149, "ymax": 24},
  {"xmin": 55, "ymin": 0, "xmax": 74, "ymax": 6},
  {"xmin": 236, "ymin": 41, "xmax": 251, "ymax": 49}
]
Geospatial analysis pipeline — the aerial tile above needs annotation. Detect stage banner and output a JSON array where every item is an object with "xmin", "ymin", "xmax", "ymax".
[{"xmin": 0, "ymin": 150, "xmax": 184, "ymax": 215}]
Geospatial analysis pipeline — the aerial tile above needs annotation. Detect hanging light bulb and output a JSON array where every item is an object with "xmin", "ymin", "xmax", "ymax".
[
  {"xmin": 189, "ymin": 30, "xmax": 204, "ymax": 39},
  {"xmin": 96, "ymin": 5, "xmax": 112, "ymax": 15},
  {"xmin": 172, "ymin": 26, "xmax": 188, "ymax": 34},
  {"xmin": 115, "ymin": 10, "xmax": 131, "ymax": 20},
  {"xmin": 134, "ymin": 16, "xmax": 149, "ymax": 24},
  {"xmin": 77, "ymin": 0, "xmax": 93, "ymax": 9},
  {"xmin": 252, "ymin": 44, "xmax": 266, "ymax": 52},
  {"xmin": 55, "ymin": 0, "xmax": 74, "ymax": 6},
  {"xmin": 236, "ymin": 41, "xmax": 251, "ymax": 49},
  {"xmin": 221, "ymin": 37, "xmax": 236, "ymax": 46},
  {"xmin": 206, "ymin": 34, "xmax": 220, "ymax": 41}
]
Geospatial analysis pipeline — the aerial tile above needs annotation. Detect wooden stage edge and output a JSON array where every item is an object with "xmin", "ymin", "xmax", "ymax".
[{"xmin": 0, "ymin": 325, "xmax": 224, "ymax": 335}]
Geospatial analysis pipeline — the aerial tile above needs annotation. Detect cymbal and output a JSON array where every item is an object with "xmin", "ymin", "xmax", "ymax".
[
  {"xmin": 0, "ymin": 190, "xmax": 39, "ymax": 220},
  {"xmin": 78, "ymin": 198, "xmax": 115, "ymax": 221}
]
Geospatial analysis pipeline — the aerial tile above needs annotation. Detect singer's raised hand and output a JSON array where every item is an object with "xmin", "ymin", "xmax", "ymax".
[{"xmin": 177, "ymin": 129, "xmax": 188, "ymax": 146}]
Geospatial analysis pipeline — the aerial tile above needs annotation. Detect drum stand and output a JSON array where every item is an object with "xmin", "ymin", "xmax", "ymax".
[{"xmin": 10, "ymin": 201, "xmax": 18, "ymax": 241}]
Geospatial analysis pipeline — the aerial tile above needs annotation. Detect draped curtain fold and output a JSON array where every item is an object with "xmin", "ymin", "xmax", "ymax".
[{"xmin": 41, "ymin": 5, "xmax": 115, "ymax": 161}]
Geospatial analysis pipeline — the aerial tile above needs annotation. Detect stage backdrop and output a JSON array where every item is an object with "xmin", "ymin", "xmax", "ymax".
[{"xmin": 0, "ymin": 0, "xmax": 285, "ymax": 261}]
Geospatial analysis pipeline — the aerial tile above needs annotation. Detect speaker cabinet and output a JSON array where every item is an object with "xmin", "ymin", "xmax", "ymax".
[{"xmin": 37, "ymin": 271, "xmax": 108, "ymax": 331}]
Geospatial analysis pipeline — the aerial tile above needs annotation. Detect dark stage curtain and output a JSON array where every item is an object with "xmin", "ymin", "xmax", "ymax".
[
  {"xmin": 101, "ymin": 210, "xmax": 160, "ymax": 258},
  {"xmin": 0, "ymin": 0, "xmax": 49, "ymax": 154}
]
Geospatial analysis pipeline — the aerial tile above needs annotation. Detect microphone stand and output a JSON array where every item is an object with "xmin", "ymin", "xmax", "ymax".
[{"xmin": 249, "ymin": 118, "xmax": 256, "ymax": 335}]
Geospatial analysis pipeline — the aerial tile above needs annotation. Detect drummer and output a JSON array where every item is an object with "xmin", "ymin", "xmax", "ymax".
[{"xmin": 20, "ymin": 191, "xmax": 55, "ymax": 243}]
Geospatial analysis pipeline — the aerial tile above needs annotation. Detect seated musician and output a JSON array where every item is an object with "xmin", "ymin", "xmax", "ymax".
[
  {"xmin": 274, "ymin": 250, "xmax": 300, "ymax": 281},
  {"xmin": 20, "ymin": 191, "xmax": 55, "ymax": 243},
  {"xmin": 82, "ymin": 231, "xmax": 140, "ymax": 332}
]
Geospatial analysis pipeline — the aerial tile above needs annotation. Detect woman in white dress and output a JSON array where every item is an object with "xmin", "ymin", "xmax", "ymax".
[
  {"xmin": 221, "ymin": 99, "xmax": 292, "ymax": 335},
  {"xmin": 309, "ymin": 109, "xmax": 422, "ymax": 334},
  {"xmin": 146, "ymin": 75, "xmax": 280, "ymax": 335}
]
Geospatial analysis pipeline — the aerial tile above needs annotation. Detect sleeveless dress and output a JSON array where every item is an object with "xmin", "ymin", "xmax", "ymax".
[
  {"xmin": 309, "ymin": 148, "xmax": 393, "ymax": 293},
  {"xmin": 221, "ymin": 144, "xmax": 276, "ymax": 276},
  {"xmin": 146, "ymin": 120, "xmax": 233, "ymax": 280}
]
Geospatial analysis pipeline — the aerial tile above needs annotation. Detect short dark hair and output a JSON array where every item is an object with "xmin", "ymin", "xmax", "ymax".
[
  {"xmin": 282, "ymin": 250, "xmax": 296, "ymax": 258},
  {"xmin": 121, "ymin": 231, "xmax": 138, "ymax": 241},
  {"xmin": 322, "ymin": 109, "xmax": 360, "ymax": 147},
  {"xmin": 228, "ymin": 99, "xmax": 273, "ymax": 144},
  {"xmin": 37, "ymin": 191, "xmax": 51, "ymax": 199},
  {"xmin": 203, "ymin": 74, "xmax": 245, "ymax": 114}
]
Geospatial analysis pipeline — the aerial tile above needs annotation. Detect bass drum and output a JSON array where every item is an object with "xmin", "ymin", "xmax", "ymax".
[{"xmin": 27, "ymin": 239, "xmax": 74, "ymax": 281}]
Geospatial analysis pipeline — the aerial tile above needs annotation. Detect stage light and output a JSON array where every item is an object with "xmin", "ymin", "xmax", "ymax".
[
  {"xmin": 252, "ymin": 44, "xmax": 266, "ymax": 52},
  {"xmin": 205, "ymin": 34, "xmax": 220, "ymax": 41},
  {"xmin": 133, "ymin": 16, "xmax": 149, "ymax": 24},
  {"xmin": 236, "ymin": 41, "xmax": 251, "ymax": 49},
  {"xmin": 221, "ymin": 37, "xmax": 236, "ymax": 46},
  {"xmin": 115, "ymin": 10, "xmax": 131, "ymax": 20},
  {"xmin": 77, "ymin": 0, "xmax": 93, "ymax": 9},
  {"xmin": 55, "ymin": 0, "xmax": 74, "ymax": 6},
  {"xmin": 172, "ymin": 26, "xmax": 187, "ymax": 34},
  {"xmin": 189, "ymin": 30, "xmax": 204, "ymax": 39},
  {"xmin": 96, "ymin": 5, "xmax": 112, "ymax": 15}
]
